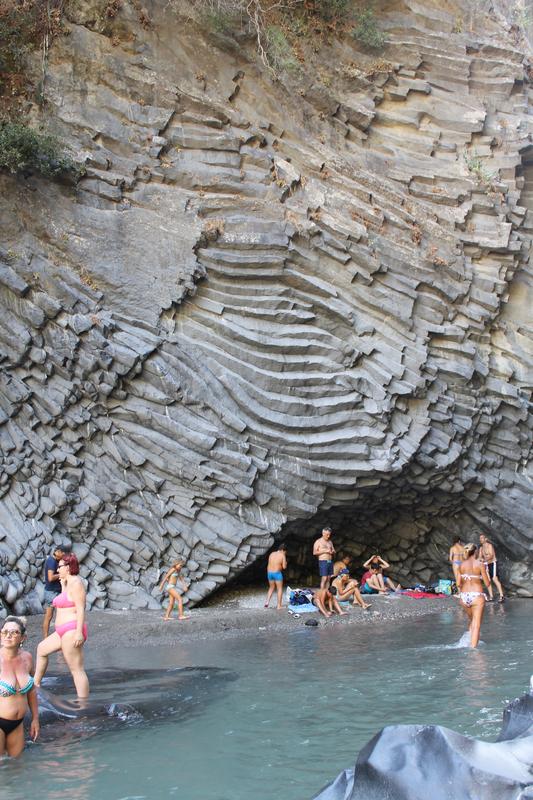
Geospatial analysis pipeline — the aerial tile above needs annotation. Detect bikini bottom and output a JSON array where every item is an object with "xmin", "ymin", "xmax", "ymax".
[
  {"xmin": 0, "ymin": 716, "xmax": 24, "ymax": 736},
  {"xmin": 460, "ymin": 591, "xmax": 485, "ymax": 608},
  {"xmin": 55, "ymin": 620, "xmax": 88, "ymax": 641}
]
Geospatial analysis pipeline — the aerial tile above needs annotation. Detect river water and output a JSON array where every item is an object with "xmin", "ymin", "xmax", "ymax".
[{"xmin": 1, "ymin": 600, "xmax": 532, "ymax": 800}]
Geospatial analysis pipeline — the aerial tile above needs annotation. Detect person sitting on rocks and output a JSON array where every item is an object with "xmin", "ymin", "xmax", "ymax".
[
  {"xmin": 361, "ymin": 555, "xmax": 401, "ymax": 594},
  {"xmin": 333, "ymin": 555, "xmax": 353, "ymax": 578},
  {"xmin": 331, "ymin": 572, "xmax": 371, "ymax": 610},
  {"xmin": 312, "ymin": 586, "xmax": 348, "ymax": 619}
]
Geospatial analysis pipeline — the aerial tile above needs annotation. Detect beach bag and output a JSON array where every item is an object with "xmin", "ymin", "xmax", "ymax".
[
  {"xmin": 436, "ymin": 579, "xmax": 452, "ymax": 595},
  {"xmin": 290, "ymin": 590, "xmax": 311, "ymax": 606}
]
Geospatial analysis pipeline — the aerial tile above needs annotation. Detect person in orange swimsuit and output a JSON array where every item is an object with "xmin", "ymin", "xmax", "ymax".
[
  {"xmin": 35, "ymin": 553, "xmax": 89, "ymax": 698},
  {"xmin": 0, "ymin": 616, "xmax": 39, "ymax": 756}
]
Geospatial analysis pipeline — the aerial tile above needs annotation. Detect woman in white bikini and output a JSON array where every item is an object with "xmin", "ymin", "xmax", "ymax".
[
  {"xmin": 159, "ymin": 561, "xmax": 189, "ymax": 621},
  {"xmin": 35, "ymin": 553, "xmax": 89, "ymax": 698},
  {"xmin": 457, "ymin": 543, "xmax": 491, "ymax": 648},
  {"xmin": 0, "ymin": 616, "xmax": 39, "ymax": 756}
]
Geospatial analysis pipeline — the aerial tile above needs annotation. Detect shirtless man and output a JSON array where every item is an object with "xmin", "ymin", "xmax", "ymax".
[
  {"xmin": 313, "ymin": 527, "xmax": 335, "ymax": 589},
  {"xmin": 333, "ymin": 555, "xmax": 352, "ymax": 578},
  {"xmin": 448, "ymin": 536, "xmax": 464, "ymax": 585},
  {"xmin": 312, "ymin": 586, "xmax": 347, "ymax": 619},
  {"xmin": 264, "ymin": 544, "xmax": 288, "ymax": 609},
  {"xmin": 478, "ymin": 533, "xmax": 504, "ymax": 602}
]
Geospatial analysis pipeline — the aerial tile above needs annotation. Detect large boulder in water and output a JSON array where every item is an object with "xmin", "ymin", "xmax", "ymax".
[{"xmin": 312, "ymin": 692, "xmax": 533, "ymax": 800}]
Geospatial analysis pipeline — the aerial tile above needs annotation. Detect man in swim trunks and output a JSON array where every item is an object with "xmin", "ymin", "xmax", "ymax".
[
  {"xmin": 265, "ymin": 544, "xmax": 287, "ymax": 609},
  {"xmin": 42, "ymin": 545, "xmax": 65, "ymax": 638},
  {"xmin": 313, "ymin": 527, "xmax": 335, "ymax": 590},
  {"xmin": 478, "ymin": 533, "xmax": 504, "ymax": 602}
]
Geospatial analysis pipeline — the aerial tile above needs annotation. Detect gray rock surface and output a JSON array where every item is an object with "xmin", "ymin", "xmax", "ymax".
[
  {"xmin": 0, "ymin": 0, "xmax": 531, "ymax": 610},
  {"xmin": 311, "ymin": 691, "xmax": 533, "ymax": 800}
]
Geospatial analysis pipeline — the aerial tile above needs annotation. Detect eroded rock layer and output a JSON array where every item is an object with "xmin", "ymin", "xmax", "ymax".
[{"xmin": 0, "ymin": 0, "xmax": 531, "ymax": 611}]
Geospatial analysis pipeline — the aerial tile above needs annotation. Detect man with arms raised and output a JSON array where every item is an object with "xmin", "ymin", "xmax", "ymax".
[
  {"xmin": 478, "ymin": 533, "xmax": 504, "ymax": 602},
  {"xmin": 313, "ymin": 527, "xmax": 335, "ymax": 590}
]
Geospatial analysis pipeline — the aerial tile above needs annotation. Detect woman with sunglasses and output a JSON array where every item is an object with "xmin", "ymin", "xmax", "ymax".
[
  {"xmin": 0, "ymin": 616, "xmax": 39, "ymax": 756},
  {"xmin": 35, "ymin": 553, "xmax": 89, "ymax": 698}
]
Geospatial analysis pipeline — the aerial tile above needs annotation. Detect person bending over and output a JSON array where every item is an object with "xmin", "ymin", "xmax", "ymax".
[
  {"xmin": 265, "ymin": 544, "xmax": 287, "ymax": 609},
  {"xmin": 0, "ymin": 616, "xmax": 39, "ymax": 756},
  {"xmin": 312, "ymin": 586, "xmax": 348, "ymax": 619}
]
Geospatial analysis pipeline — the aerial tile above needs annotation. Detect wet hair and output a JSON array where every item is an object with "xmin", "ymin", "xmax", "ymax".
[
  {"xmin": 2, "ymin": 616, "xmax": 27, "ymax": 636},
  {"xmin": 329, "ymin": 586, "xmax": 337, "ymax": 596},
  {"xmin": 61, "ymin": 553, "xmax": 80, "ymax": 575},
  {"xmin": 463, "ymin": 543, "xmax": 477, "ymax": 558},
  {"xmin": 452, "ymin": 536, "xmax": 461, "ymax": 545}
]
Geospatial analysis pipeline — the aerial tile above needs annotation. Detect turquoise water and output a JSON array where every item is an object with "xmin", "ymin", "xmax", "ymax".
[{"xmin": 1, "ymin": 601, "xmax": 532, "ymax": 800}]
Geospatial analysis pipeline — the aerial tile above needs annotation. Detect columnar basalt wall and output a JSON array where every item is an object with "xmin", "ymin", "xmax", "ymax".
[{"xmin": 0, "ymin": 0, "xmax": 531, "ymax": 611}]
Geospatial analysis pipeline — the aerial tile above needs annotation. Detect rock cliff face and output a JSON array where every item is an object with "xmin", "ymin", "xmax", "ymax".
[{"xmin": 0, "ymin": 0, "xmax": 531, "ymax": 611}]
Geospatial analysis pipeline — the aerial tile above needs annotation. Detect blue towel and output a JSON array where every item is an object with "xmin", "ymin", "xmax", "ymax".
[{"xmin": 288, "ymin": 602, "xmax": 316, "ymax": 614}]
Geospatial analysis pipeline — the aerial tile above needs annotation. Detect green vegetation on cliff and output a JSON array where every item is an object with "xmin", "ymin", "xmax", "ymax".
[{"xmin": 0, "ymin": 122, "xmax": 77, "ymax": 178}]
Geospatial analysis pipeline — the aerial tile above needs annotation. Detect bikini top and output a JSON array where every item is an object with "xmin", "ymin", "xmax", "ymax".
[
  {"xmin": 0, "ymin": 676, "xmax": 34, "ymax": 697},
  {"xmin": 461, "ymin": 573, "xmax": 480, "ymax": 580},
  {"xmin": 52, "ymin": 591, "xmax": 75, "ymax": 609}
]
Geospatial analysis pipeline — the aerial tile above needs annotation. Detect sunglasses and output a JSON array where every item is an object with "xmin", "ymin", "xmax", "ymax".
[{"xmin": 1, "ymin": 629, "xmax": 21, "ymax": 637}]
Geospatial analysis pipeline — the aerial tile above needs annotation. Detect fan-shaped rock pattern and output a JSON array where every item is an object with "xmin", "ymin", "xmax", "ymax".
[{"xmin": 0, "ymin": 0, "xmax": 531, "ymax": 610}]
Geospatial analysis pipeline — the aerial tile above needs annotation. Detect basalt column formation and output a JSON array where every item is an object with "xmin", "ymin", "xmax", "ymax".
[{"xmin": 0, "ymin": 0, "xmax": 531, "ymax": 611}]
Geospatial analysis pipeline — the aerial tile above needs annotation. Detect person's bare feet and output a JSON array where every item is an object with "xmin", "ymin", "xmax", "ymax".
[
  {"xmin": 362, "ymin": 603, "xmax": 371, "ymax": 609},
  {"xmin": 178, "ymin": 615, "xmax": 190, "ymax": 620},
  {"xmin": 338, "ymin": 611, "xmax": 348, "ymax": 616},
  {"xmin": 163, "ymin": 616, "xmax": 171, "ymax": 621},
  {"xmin": 276, "ymin": 606, "xmax": 283, "ymax": 610}
]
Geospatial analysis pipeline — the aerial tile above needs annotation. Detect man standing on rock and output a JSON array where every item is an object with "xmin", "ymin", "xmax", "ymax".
[
  {"xmin": 264, "ymin": 544, "xmax": 288, "ymax": 609},
  {"xmin": 42, "ymin": 545, "xmax": 65, "ymax": 638},
  {"xmin": 478, "ymin": 533, "xmax": 504, "ymax": 603},
  {"xmin": 313, "ymin": 527, "xmax": 336, "ymax": 590}
]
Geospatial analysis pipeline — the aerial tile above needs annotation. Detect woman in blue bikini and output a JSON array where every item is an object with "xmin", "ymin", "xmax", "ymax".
[
  {"xmin": 0, "ymin": 616, "xmax": 39, "ymax": 756},
  {"xmin": 457, "ymin": 543, "xmax": 491, "ymax": 648}
]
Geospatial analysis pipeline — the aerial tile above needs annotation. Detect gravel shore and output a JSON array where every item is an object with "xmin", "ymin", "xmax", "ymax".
[{"xmin": 23, "ymin": 586, "xmax": 456, "ymax": 654}]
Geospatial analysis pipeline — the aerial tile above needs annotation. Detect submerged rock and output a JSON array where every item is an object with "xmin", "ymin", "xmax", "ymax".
[{"xmin": 312, "ymin": 690, "xmax": 533, "ymax": 800}]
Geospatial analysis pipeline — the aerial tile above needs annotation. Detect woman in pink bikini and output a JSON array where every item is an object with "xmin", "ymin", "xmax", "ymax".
[
  {"xmin": 35, "ymin": 553, "xmax": 89, "ymax": 698},
  {"xmin": 0, "ymin": 616, "xmax": 39, "ymax": 756},
  {"xmin": 457, "ymin": 543, "xmax": 491, "ymax": 648}
]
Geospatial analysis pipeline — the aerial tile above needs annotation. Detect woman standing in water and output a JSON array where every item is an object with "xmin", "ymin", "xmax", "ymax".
[
  {"xmin": 159, "ymin": 561, "xmax": 189, "ymax": 620},
  {"xmin": 0, "ymin": 616, "xmax": 39, "ymax": 756},
  {"xmin": 457, "ymin": 543, "xmax": 491, "ymax": 648},
  {"xmin": 35, "ymin": 553, "xmax": 89, "ymax": 698}
]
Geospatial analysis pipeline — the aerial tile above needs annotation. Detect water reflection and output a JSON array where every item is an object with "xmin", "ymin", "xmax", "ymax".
[{"xmin": 0, "ymin": 602, "xmax": 530, "ymax": 800}]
